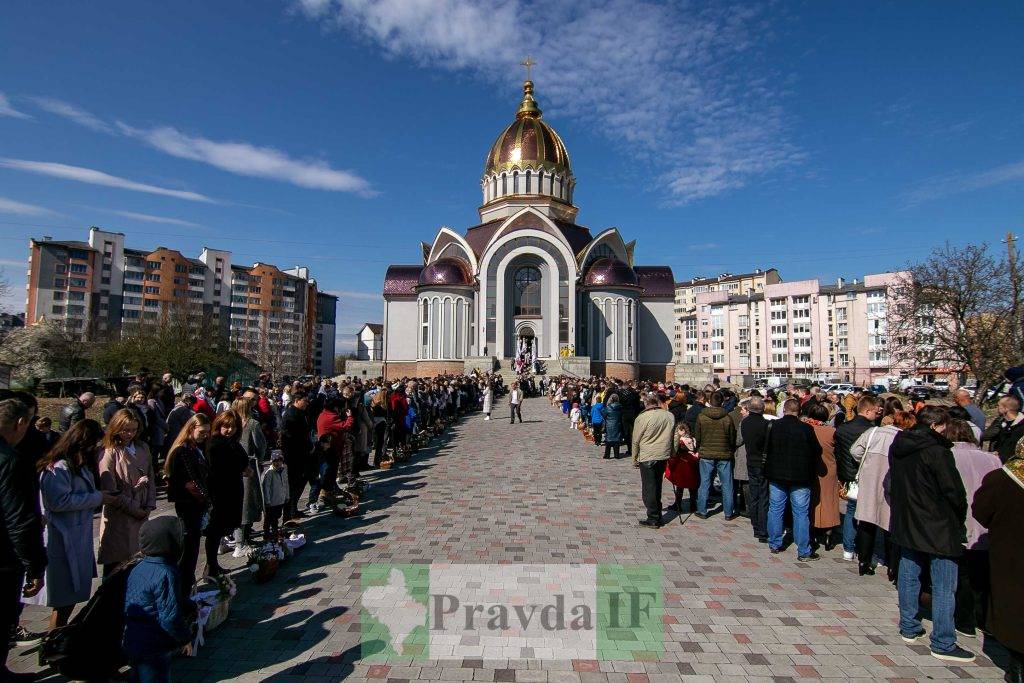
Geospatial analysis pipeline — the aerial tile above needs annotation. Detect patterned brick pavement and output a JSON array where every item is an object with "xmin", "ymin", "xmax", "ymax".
[{"xmin": 13, "ymin": 398, "xmax": 1010, "ymax": 680}]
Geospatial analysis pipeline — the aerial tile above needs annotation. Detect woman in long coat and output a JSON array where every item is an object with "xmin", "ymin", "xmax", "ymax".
[
  {"xmin": 205, "ymin": 411, "xmax": 249, "ymax": 576},
  {"xmin": 34, "ymin": 420, "xmax": 111, "ymax": 629},
  {"xmin": 802, "ymin": 403, "xmax": 840, "ymax": 548},
  {"xmin": 972, "ymin": 440, "xmax": 1024, "ymax": 680},
  {"xmin": 233, "ymin": 397, "xmax": 267, "ymax": 551},
  {"xmin": 482, "ymin": 382, "xmax": 493, "ymax": 420},
  {"xmin": 97, "ymin": 409, "xmax": 157, "ymax": 576},
  {"xmin": 602, "ymin": 395, "xmax": 624, "ymax": 459}
]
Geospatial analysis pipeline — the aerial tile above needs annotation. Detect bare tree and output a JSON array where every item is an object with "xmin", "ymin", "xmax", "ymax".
[
  {"xmin": 888, "ymin": 240, "xmax": 1024, "ymax": 403},
  {"xmin": 0, "ymin": 319, "xmax": 93, "ymax": 383},
  {"xmin": 233, "ymin": 312, "xmax": 307, "ymax": 379}
]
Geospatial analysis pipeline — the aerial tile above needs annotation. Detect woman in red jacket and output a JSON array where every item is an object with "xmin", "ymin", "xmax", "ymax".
[
  {"xmin": 314, "ymin": 397, "xmax": 354, "ymax": 507},
  {"xmin": 388, "ymin": 384, "xmax": 410, "ymax": 460}
]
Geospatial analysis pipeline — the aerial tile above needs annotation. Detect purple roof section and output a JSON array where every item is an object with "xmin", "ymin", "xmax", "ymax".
[
  {"xmin": 418, "ymin": 257, "xmax": 474, "ymax": 287},
  {"xmin": 635, "ymin": 266, "xmax": 675, "ymax": 298},
  {"xmin": 383, "ymin": 265, "xmax": 423, "ymax": 297},
  {"xmin": 462, "ymin": 218, "xmax": 593, "ymax": 258},
  {"xmin": 582, "ymin": 258, "xmax": 640, "ymax": 289}
]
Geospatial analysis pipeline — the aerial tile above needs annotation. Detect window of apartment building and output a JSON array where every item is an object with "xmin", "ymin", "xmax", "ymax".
[
  {"xmin": 145, "ymin": 286, "xmax": 160, "ymax": 294},
  {"xmin": 870, "ymin": 351, "xmax": 888, "ymax": 362},
  {"xmin": 770, "ymin": 324, "xmax": 787, "ymax": 335},
  {"xmin": 127, "ymin": 257, "xmax": 143, "ymax": 267},
  {"xmin": 712, "ymin": 353, "xmax": 725, "ymax": 365},
  {"xmin": 69, "ymin": 263, "xmax": 88, "ymax": 274},
  {"xmin": 70, "ymin": 278, "xmax": 86, "ymax": 287},
  {"xmin": 738, "ymin": 328, "xmax": 749, "ymax": 341},
  {"xmin": 712, "ymin": 340, "xmax": 724, "ymax": 351},
  {"xmin": 101, "ymin": 277, "xmax": 110, "ymax": 285},
  {"xmin": 69, "ymin": 249, "xmax": 89, "ymax": 260},
  {"xmin": 249, "ymin": 286, "xmax": 261, "ymax": 293},
  {"xmin": 738, "ymin": 341, "xmax": 749, "ymax": 354},
  {"xmin": 701, "ymin": 343, "xmax": 708, "ymax": 352},
  {"xmin": 124, "ymin": 284, "xmax": 142, "ymax": 293},
  {"xmin": 837, "ymin": 322, "xmax": 848, "ymax": 336},
  {"xmin": 836, "ymin": 307, "xmax": 847, "ymax": 322},
  {"xmin": 792, "ymin": 322, "xmax": 811, "ymax": 335},
  {"xmin": 144, "ymin": 299, "xmax": 159, "ymax": 308},
  {"xmin": 771, "ymin": 353, "xmax": 788, "ymax": 364},
  {"xmin": 53, "ymin": 278, "xmax": 67, "ymax": 288},
  {"xmin": 771, "ymin": 338, "xmax": 788, "ymax": 349},
  {"xmin": 866, "ymin": 301, "xmax": 886, "ymax": 316},
  {"xmin": 68, "ymin": 291, "xmax": 85, "ymax": 301},
  {"xmin": 52, "ymin": 291, "xmax": 65, "ymax": 301},
  {"xmin": 794, "ymin": 352, "xmax": 811, "ymax": 363},
  {"xmin": 174, "ymin": 264, "xmax": 187, "ymax": 273},
  {"xmin": 51, "ymin": 305, "xmax": 65, "ymax": 315},
  {"xmin": 124, "ymin": 271, "xmax": 143, "ymax": 281},
  {"xmin": 793, "ymin": 336, "xmax": 811, "ymax": 348},
  {"xmin": 770, "ymin": 309, "xmax": 787, "ymax": 320},
  {"xmin": 145, "ymin": 273, "xmax": 161, "ymax": 282},
  {"xmin": 143, "ymin": 312, "xmax": 158, "ymax": 320},
  {"xmin": 738, "ymin": 314, "xmax": 749, "ymax": 327},
  {"xmin": 54, "ymin": 264, "xmax": 67, "ymax": 274},
  {"xmin": 839, "ymin": 353, "xmax": 849, "ymax": 364},
  {"xmin": 145, "ymin": 260, "xmax": 160, "ymax": 269},
  {"xmin": 124, "ymin": 296, "xmax": 142, "ymax": 305}
]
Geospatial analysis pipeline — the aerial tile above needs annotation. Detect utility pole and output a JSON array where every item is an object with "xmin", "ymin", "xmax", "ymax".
[{"xmin": 1004, "ymin": 232, "xmax": 1023, "ymax": 348}]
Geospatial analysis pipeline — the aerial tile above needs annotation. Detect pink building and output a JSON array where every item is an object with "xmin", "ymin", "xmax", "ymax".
[{"xmin": 683, "ymin": 272, "xmax": 909, "ymax": 384}]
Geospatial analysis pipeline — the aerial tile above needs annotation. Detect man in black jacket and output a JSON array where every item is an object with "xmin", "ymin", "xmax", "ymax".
[
  {"xmin": 740, "ymin": 397, "xmax": 770, "ymax": 542},
  {"xmin": 0, "ymin": 397, "xmax": 46, "ymax": 681},
  {"xmin": 619, "ymin": 384, "xmax": 640, "ymax": 457},
  {"xmin": 763, "ymin": 399, "xmax": 821, "ymax": 561},
  {"xmin": 281, "ymin": 391, "xmax": 312, "ymax": 520},
  {"xmin": 981, "ymin": 395, "xmax": 1024, "ymax": 463},
  {"xmin": 887, "ymin": 406, "xmax": 974, "ymax": 663},
  {"xmin": 58, "ymin": 392, "xmax": 94, "ymax": 432},
  {"xmin": 834, "ymin": 394, "xmax": 880, "ymax": 561}
]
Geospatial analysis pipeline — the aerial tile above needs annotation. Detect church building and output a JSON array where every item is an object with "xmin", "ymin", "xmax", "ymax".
[{"xmin": 380, "ymin": 79, "xmax": 676, "ymax": 381}]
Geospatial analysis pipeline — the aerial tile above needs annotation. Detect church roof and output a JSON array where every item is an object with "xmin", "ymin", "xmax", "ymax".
[
  {"xmin": 462, "ymin": 218, "xmax": 593, "ymax": 259},
  {"xmin": 635, "ymin": 266, "xmax": 675, "ymax": 298},
  {"xmin": 483, "ymin": 81, "xmax": 571, "ymax": 178},
  {"xmin": 383, "ymin": 265, "xmax": 423, "ymax": 297}
]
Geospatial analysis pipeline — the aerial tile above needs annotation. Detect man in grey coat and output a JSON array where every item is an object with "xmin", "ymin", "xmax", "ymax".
[{"xmin": 632, "ymin": 393, "xmax": 676, "ymax": 529}]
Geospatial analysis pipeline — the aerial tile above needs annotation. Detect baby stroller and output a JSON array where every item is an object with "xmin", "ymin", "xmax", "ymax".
[{"xmin": 39, "ymin": 558, "xmax": 141, "ymax": 680}]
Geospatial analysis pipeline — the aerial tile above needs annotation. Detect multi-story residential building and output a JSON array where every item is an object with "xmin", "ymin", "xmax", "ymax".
[
  {"xmin": 356, "ymin": 323, "xmax": 383, "ymax": 361},
  {"xmin": 684, "ymin": 272, "xmax": 911, "ymax": 385},
  {"xmin": 25, "ymin": 227, "xmax": 336, "ymax": 376},
  {"xmin": 314, "ymin": 291, "xmax": 338, "ymax": 376},
  {"xmin": 673, "ymin": 268, "xmax": 780, "ymax": 360}
]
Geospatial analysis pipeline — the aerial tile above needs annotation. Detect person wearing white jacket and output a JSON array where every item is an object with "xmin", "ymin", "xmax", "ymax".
[{"xmin": 851, "ymin": 410, "xmax": 915, "ymax": 577}]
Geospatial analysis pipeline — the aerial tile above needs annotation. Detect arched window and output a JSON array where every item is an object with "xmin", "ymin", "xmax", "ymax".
[
  {"xmin": 525, "ymin": 170, "xmax": 532, "ymax": 193},
  {"xmin": 513, "ymin": 266, "xmax": 542, "ymax": 317},
  {"xmin": 501, "ymin": 173, "xmax": 507, "ymax": 195},
  {"xmin": 420, "ymin": 299, "xmax": 429, "ymax": 359},
  {"xmin": 512, "ymin": 171, "xmax": 519, "ymax": 194}
]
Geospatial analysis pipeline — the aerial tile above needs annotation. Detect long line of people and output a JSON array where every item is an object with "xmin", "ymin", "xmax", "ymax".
[
  {"xmin": 0, "ymin": 370, "xmax": 491, "ymax": 682},
  {"xmin": 545, "ymin": 376, "xmax": 1023, "ymax": 674}
]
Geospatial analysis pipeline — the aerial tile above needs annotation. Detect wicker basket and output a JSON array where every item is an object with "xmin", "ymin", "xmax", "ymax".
[
  {"xmin": 205, "ymin": 596, "xmax": 231, "ymax": 631},
  {"xmin": 379, "ymin": 457, "xmax": 394, "ymax": 470},
  {"xmin": 252, "ymin": 557, "xmax": 279, "ymax": 584}
]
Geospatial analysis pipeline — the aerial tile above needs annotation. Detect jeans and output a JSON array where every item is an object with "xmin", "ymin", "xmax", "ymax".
[
  {"xmin": 639, "ymin": 460, "xmax": 667, "ymax": 524},
  {"xmin": 510, "ymin": 404, "xmax": 522, "ymax": 423},
  {"xmin": 130, "ymin": 652, "xmax": 173, "ymax": 683},
  {"xmin": 746, "ymin": 465, "xmax": 769, "ymax": 538},
  {"xmin": 697, "ymin": 459, "xmax": 734, "ymax": 517},
  {"xmin": 897, "ymin": 548, "xmax": 958, "ymax": 654},
  {"xmin": 767, "ymin": 482, "xmax": 812, "ymax": 556},
  {"xmin": 841, "ymin": 496, "xmax": 858, "ymax": 553}
]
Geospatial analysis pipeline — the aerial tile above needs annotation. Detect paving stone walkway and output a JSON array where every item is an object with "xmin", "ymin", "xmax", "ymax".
[{"xmin": 14, "ymin": 398, "xmax": 1009, "ymax": 681}]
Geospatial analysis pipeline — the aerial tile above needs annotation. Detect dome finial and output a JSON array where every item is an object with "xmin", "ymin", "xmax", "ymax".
[{"xmin": 516, "ymin": 55, "xmax": 542, "ymax": 119}]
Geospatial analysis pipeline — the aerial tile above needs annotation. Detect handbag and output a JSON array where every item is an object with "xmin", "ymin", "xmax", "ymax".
[{"xmin": 840, "ymin": 427, "xmax": 877, "ymax": 501}]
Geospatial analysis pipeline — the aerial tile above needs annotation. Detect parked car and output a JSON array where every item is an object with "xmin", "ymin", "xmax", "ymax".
[
  {"xmin": 932, "ymin": 380, "xmax": 950, "ymax": 396},
  {"xmin": 908, "ymin": 387, "xmax": 932, "ymax": 402},
  {"xmin": 823, "ymin": 383, "xmax": 855, "ymax": 395},
  {"xmin": 867, "ymin": 384, "xmax": 888, "ymax": 395}
]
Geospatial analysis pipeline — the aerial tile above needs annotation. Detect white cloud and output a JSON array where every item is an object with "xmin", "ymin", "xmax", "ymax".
[
  {"xmin": 291, "ymin": 0, "xmax": 799, "ymax": 204},
  {"xmin": 0, "ymin": 158, "xmax": 216, "ymax": 203},
  {"xmin": 0, "ymin": 92, "xmax": 30, "ymax": 120},
  {"xmin": 28, "ymin": 97, "xmax": 113, "ymax": 133},
  {"xmin": 902, "ymin": 159, "xmax": 1024, "ymax": 206},
  {"xmin": 0, "ymin": 196, "xmax": 59, "ymax": 217},
  {"xmin": 103, "ymin": 209, "xmax": 201, "ymax": 227},
  {"xmin": 117, "ymin": 122, "xmax": 377, "ymax": 196}
]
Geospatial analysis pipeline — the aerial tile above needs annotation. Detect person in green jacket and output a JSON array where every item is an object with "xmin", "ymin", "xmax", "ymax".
[{"xmin": 695, "ymin": 391, "xmax": 738, "ymax": 520}]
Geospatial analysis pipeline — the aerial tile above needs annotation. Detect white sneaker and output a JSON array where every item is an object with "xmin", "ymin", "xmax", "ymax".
[
  {"xmin": 843, "ymin": 551, "xmax": 855, "ymax": 561},
  {"xmin": 484, "ymin": 416, "xmax": 490, "ymax": 420},
  {"xmin": 232, "ymin": 544, "xmax": 251, "ymax": 559},
  {"xmin": 307, "ymin": 502, "xmax": 321, "ymax": 514}
]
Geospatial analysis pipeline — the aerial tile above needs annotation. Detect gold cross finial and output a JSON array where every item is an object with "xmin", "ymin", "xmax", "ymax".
[{"xmin": 520, "ymin": 55, "xmax": 536, "ymax": 81}]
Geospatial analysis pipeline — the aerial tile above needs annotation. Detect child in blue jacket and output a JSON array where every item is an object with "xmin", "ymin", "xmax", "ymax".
[{"xmin": 124, "ymin": 516, "xmax": 193, "ymax": 682}]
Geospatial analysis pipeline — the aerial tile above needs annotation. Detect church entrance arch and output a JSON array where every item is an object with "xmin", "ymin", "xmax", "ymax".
[{"xmin": 514, "ymin": 321, "xmax": 537, "ymax": 364}]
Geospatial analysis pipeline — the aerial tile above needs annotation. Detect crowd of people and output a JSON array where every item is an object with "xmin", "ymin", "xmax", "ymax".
[
  {"xmin": 545, "ymin": 375, "xmax": 1023, "ymax": 672},
  {"xmin": 0, "ymin": 369, "xmax": 495, "ymax": 682}
]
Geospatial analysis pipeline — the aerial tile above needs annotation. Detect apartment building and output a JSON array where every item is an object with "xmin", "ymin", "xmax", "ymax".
[
  {"xmin": 681, "ymin": 272, "xmax": 911, "ymax": 385},
  {"xmin": 673, "ymin": 269, "xmax": 780, "ymax": 360},
  {"xmin": 25, "ymin": 227, "xmax": 337, "ymax": 376}
]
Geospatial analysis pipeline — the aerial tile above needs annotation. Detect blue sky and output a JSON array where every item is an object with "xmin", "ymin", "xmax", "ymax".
[{"xmin": 1, "ymin": 1, "xmax": 1022, "ymax": 351}]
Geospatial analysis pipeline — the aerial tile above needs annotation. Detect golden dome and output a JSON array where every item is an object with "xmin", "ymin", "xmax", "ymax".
[{"xmin": 483, "ymin": 81, "xmax": 571, "ymax": 177}]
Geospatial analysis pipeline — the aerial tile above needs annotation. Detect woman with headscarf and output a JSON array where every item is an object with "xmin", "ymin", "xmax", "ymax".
[
  {"xmin": 972, "ymin": 439, "xmax": 1024, "ymax": 682},
  {"xmin": 851, "ymin": 410, "xmax": 916, "ymax": 578},
  {"xmin": 802, "ymin": 402, "xmax": 841, "ymax": 551},
  {"xmin": 97, "ymin": 409, "xmax": 158, "ymax": 577}
]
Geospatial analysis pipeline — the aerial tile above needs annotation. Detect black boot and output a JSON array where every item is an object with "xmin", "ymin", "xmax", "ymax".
[{"xmin": 858, "ymin": 561, "xmax": 875, "ymax": 577}]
